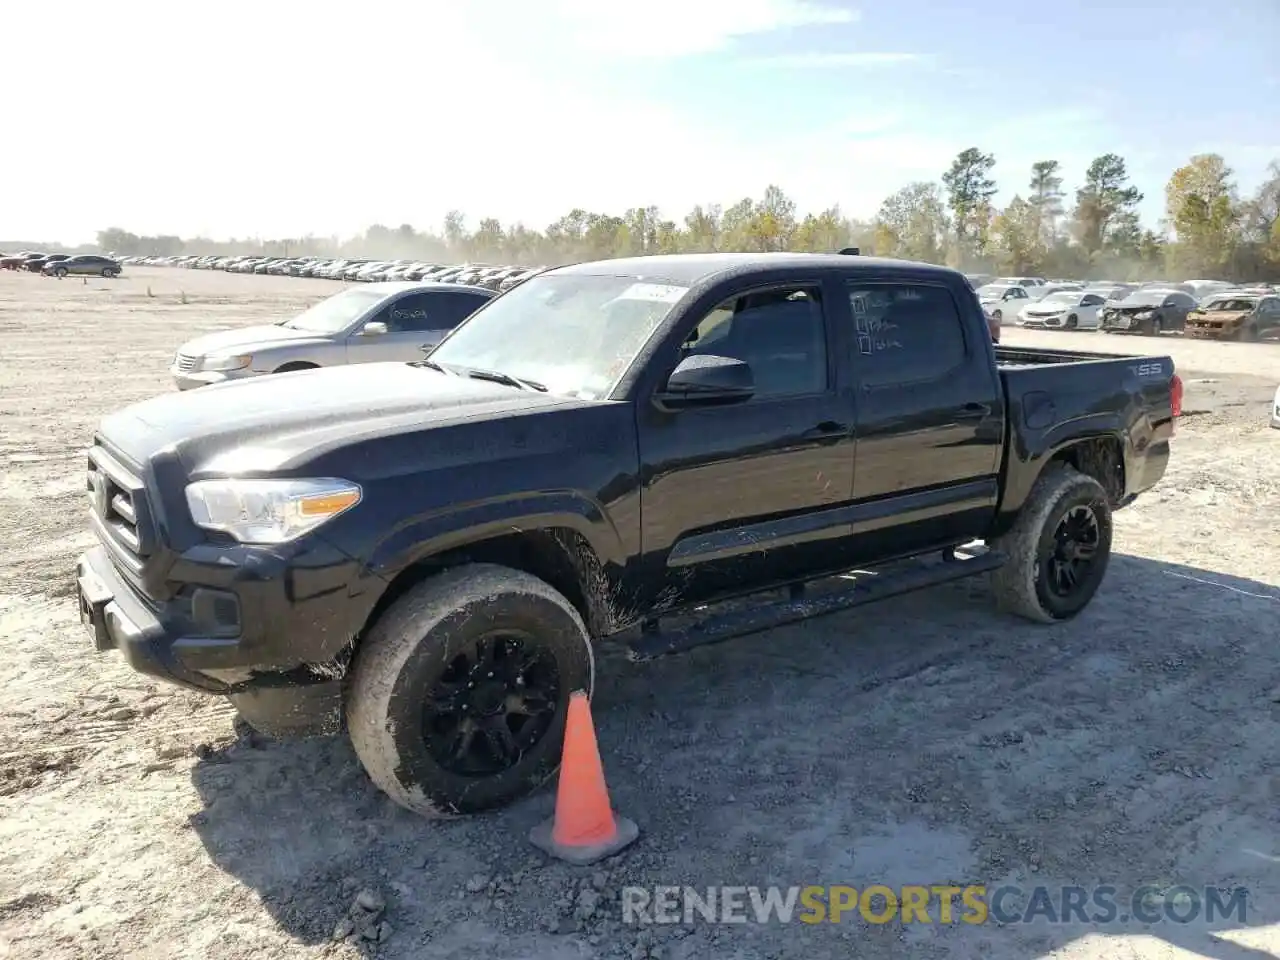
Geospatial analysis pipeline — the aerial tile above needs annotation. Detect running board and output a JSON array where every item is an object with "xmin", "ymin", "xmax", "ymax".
[{"xmin": 625, "ymin": 547, "xmax": 1007, "ymax": 662}]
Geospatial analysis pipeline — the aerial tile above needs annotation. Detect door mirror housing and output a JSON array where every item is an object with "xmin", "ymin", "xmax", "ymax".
[
  {"xmin": 358, "ymin": 320, "xmax": 388, "ymax": 336},
  {"xmin": 653, "ymin": 354, "xmax": 754, "ymax": 411}
]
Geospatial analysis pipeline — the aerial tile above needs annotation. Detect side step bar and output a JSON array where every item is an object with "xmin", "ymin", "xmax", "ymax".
[{"xmin": 626, "ymin": 546, "xmax": 1007, "ymax": 662}]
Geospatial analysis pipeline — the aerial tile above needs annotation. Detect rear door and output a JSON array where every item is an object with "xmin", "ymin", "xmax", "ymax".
[
  {"xmin": 845, "ymin": 278, "xmax": 1003, "ymax": 560},
  {"xmin": 1163, "ymin": 292, "xmax": 1195, "ymax": 330},
  {"xmin": 419, "ymin": 290, "xmax": 493, "ymax": 349}
]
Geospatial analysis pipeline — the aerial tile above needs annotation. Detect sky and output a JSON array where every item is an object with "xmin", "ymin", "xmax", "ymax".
[{"xmin": 5, "ymin": 0, "xmax": 1279, "ymax": 245}]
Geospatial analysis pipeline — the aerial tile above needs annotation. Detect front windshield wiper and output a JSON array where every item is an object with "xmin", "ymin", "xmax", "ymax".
[
  {"xmin": 410, "ymin": 358, "xmax": 448, "ymax": 373},
  {"xmin": 465, "ymin": 368, "xmax": 548, "ymax": 392}
]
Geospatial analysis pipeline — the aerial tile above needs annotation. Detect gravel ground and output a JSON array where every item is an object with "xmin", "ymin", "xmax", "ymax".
[{"xmin": 2, "ymin": 267, "xmax": 1279, "ymax": 960}]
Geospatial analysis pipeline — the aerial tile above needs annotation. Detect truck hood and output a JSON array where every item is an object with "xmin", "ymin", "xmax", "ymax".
[
  {"xmin": 97, "ymin": 362, "xmax": 582, "ymax": 476},
  {"xmin": 178, "ymin": 324, "xmax": 323, "ymax": 355}
]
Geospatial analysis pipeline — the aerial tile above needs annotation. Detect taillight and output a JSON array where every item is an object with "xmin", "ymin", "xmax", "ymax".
[{"xmin": 1171, "ymin": 373, "xmax": 1183, "ymax": 418}]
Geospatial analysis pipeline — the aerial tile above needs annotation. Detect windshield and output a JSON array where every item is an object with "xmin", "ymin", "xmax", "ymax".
[
  {"xmin": 280, "ymin": 286, "xmax": 390, "ymax": 332},
  {"xmin": 1205, "ymin": 298, "xmax": 1257, "ymax": 311},
  {"xmin": 429, "ymin": 273, "xmax": 689, "ymax": 399},
  {"xmin": 1040, "ymin": 292, "xmax": 1078, "ymax": 304},
  {"xmin": 976, "ymin": 284, "xmax": 1011, "ymax": 299},
  {"xmin": 1119, "ymin": 291, "xmax": 1167, "ymax": 306}
]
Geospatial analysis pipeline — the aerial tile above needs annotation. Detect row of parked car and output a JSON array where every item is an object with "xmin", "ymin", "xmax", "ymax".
[
  {"xmin": 969, "ymin": 275, "xmax": 1280, "ymax": 340},
  {"xmin": 0, "ymin": 251, "xmax": 124, "ymax": 277},
  {"xmin": 119, "ymin": 254, "xmax": 546, "ymax": 294}
]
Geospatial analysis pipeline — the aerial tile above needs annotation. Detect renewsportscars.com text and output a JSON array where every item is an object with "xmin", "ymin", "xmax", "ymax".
[{"xmin": 621, "ymin": 884, "xmax": 1248, "ymax": 926}]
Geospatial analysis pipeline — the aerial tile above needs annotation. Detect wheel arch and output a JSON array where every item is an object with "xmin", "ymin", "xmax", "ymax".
[{"xmin": 357, "ymin": 525, "xmax": 623, "ymax": 655}]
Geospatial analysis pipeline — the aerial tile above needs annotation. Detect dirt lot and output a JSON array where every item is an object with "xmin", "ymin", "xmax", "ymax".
[{"xmin": 2, "ymin": 267, "xmax": 1278, "ymax": 960}]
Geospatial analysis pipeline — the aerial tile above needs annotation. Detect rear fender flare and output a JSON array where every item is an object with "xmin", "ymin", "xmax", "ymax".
[{"xmin": 1001, "ymin": 422, "xmax": 1131, "ymax": 515}]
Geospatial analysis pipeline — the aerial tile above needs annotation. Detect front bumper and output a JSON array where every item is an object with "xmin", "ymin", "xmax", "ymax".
[
  {"xmin": 75, "ymin": 540, "xmax": 362, "ymax": 733},
  {"xmin": 1019, "ymin": 314, "xmax": 1066, "ymax": 328},
  {"xmin": 170, "ymin": 364, "xmax": 261, "ymax": 390},
  {"xmin": 1184, "ymin": 325, "xmax": 1235, "ymax": 340},
  {"xmin": 76, "ymin": 545, "xmax": 236, "ymax": 693}
]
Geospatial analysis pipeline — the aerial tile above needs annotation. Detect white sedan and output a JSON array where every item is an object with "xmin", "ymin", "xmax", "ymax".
[
  {"xmin": 1016, "ymin": 290, "xmax": 1109, "ymax": 330},
  {"xmin": 976, "ymin": 283, "xmax": 1032, "ymax": 323}
]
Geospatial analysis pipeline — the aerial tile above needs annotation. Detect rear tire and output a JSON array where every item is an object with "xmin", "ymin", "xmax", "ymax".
[
  {"xmin": 346, "ymin": 563, "xmax": 595, "ymax": 817},
  {"xmin": 989, "ymin": 465, "xmax": 1113, "ymax": 623}
]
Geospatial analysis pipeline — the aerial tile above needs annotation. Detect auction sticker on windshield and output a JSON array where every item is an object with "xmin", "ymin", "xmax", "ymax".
[{"xmin": 617, "ymin": 283, "xmax": 688, "ymax": 303}]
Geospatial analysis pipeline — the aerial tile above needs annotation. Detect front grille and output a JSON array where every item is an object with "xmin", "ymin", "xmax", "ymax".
[
  {"xmin": 173, "ymin": 353, "xmax": 198, "ymax": 373},
  {"xmin": 87, "ymin": 443, "xmax": 154, "ymax": 577}
]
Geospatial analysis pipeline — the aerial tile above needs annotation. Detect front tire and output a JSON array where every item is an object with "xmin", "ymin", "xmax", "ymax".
[
  {"xmin": 53, "ymin": 267, "xmax": 67, "ymax": 278},
  {"xmin": 272, "ymin": 361, "xmax": 317, "ymax": 373},
  {"xmin": 1066, "ymin": 314, "xmax": 1078, "ymax": 330},
  {"xmin": 989, "ymin": 465, "xmax": 1113, "ymax": 623},
  {"xmin": 346, "ymin": 563, "xmax": 595, "ymax": 817}
]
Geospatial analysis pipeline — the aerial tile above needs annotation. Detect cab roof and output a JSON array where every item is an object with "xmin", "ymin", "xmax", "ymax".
[{"xmin": 548, "ymin": 252, "xmax": 961, "ymax": 286}]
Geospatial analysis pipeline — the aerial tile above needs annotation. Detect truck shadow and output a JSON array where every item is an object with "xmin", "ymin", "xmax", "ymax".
[{"xmin": 187, "ymin": 553, "xmax": 1280, "ymax": 959}]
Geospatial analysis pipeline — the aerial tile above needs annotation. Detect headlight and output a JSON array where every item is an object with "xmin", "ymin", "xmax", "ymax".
[
  {"xmin": 185, "ymin": 477, "xmax": 361, "ymax": 544},
  {"xmin": 199, "ymin": 354, "xmax": 251, "ymax": 371},
  {"xmin": 1134, "ymin": 310, "xmax": 1153, "ymax": 319}
]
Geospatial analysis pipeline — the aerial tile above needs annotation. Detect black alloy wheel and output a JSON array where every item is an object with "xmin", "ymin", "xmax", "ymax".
[
  {"xmin": 1042, "ymin": 504, "xmax": 1101, "ymax": 600},
  {"xmin": 422, "ymin": 630, "xmax": 560, "ymax": 778}
]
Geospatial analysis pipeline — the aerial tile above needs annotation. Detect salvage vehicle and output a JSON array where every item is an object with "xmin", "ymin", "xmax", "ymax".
[
  {"xmin": 75, "ymin": 252, "xmax": 1181, "ymax": 818},
  {"xmin": 169, "ymin": 281, "xmax": 494, "ymax": 389},
  {"xmin": 1100, "ymin": 288, "xmax": 1197, "ymax": 335},
  {"xmin": 1184, "ymin": 294, "xmax": 1280, "ymax": 341},
  {"xmin": 1016, "ymin": 290, "xmax": 1107, "ymax": 330}
]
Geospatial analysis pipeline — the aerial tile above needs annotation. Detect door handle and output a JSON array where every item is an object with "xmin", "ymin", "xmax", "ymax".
[
  {"xmin": 801, "ymin": 421, "xmax": 848, "ymax": 441},
  {"xmin": 961, "ymin": 402, "xmax": 990, "ymax": 417}
]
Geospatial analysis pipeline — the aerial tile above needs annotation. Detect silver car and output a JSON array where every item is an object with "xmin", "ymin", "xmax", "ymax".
[{"xmin": 170, "ymin": 281, "xmax": 495, "ymax": 390}]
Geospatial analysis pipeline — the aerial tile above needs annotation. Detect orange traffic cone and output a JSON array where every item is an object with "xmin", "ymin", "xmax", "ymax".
[{"xmin": 529, "ymin": 690, "xmax": 639, "ymax": 865}]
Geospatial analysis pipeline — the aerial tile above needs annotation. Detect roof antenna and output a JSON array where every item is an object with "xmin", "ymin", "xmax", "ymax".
[{"xmin": 838, "ymin": 247, "xmax": 860, "ymax": 256}]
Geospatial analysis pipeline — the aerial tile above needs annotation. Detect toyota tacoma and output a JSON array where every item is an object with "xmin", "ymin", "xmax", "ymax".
[{"xmin": 75, "ymin": 252, "xmax": 1181, "ymax": 817}]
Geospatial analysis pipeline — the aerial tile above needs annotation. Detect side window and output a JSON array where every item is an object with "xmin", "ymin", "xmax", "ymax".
[
  {"xmin": 429, "ymin": 292, "xmax": 491, "ymax": 330},
  {"xmin": 682, "ymin": 286, "xmax": 827, "ymax": 399},
  {"xmin": 1082, "ymin": 294, "xmax": 1105, "ymax": 307},
  {"xmin": 848, "ymin": 282, "xmax": 967, "ymax": 387},
  {"xmin": 384, "ymin": 294, "xmax": 439, "ymax": 332}
]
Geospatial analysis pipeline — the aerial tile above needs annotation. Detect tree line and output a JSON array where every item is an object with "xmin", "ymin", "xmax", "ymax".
[{"xmin": 97, "ymin": 151, "xmax": 1280, "ymax": 283}]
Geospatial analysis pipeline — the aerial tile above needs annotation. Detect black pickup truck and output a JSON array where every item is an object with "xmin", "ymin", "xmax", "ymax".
[{"xmin": 75, "ymin": 252, "xmax": 1182, "ymax": 817}]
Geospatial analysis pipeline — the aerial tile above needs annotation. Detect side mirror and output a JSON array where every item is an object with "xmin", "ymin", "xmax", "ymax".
[
  {"xmin": 359, "ymin": 320, "xmax": 388, "ymax": 336},
  {"xmin": 653, "ymin": 354, "xmax": 754, "ymax": 411}
]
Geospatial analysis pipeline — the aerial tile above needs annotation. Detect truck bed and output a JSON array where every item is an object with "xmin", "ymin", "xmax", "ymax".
[{"xmin": 994, "ymin": 344, "xmax": 1153, "ymax": 369}]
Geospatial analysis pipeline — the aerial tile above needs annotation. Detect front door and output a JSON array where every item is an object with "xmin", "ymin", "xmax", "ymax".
[
  {"xmin": 345, "ymin": 292, "xmax": 446, "ymax": 363},
  {"xmin": 635, "ymin": 280, "xmax": 857, "ymax": 612}
]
